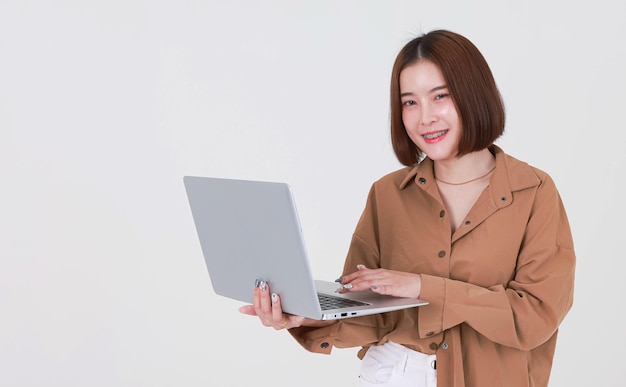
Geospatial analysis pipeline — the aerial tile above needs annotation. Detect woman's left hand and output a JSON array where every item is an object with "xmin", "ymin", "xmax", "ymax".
[{"xmin": 337, "ymin": 265, "xmax": 422, "ymax": 299}]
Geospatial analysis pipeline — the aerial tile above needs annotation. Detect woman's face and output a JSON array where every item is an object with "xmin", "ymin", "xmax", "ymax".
[{"xmin": 399, "ymin": 60, "xmax": 461, "ymax": 161}]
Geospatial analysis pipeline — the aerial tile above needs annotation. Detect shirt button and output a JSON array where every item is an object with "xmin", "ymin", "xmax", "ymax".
[
  {"xmin": 439, "ymin": 210, "xmax": 445, "ymax": 218},
  {"xmin": 429, "ymin": 342, "xmax": 438, "ymax": 350},
  {"xmin": 500, "ymin": 196, "xmax": 507, "ymax": 202},
  {"xmin": 438, "ymin": 250, "xmax": 446, "ymax": 258},
  {"xmin": 426, "ymin": 331, "xmax": 435, "ymax": 337},
  {"xmin": 441, "ymin": 343, "xmax": 449, "ymax": 350},
  {"xmin": 464, "ymin": 220, "xmax": 471, "ymax": 226},
  {"xmin": 418, "ymin": 177, "xmax": 426, "ymax": 184},
  {"xmin": 320, "ymin": 342, "xmax": 329, "ymax": 349}
]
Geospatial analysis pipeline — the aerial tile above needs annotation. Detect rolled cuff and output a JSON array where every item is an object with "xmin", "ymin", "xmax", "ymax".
[
  {"xmin": 287, "ymin": 322, "xmax": 340, "ymax": 354},
  {"xmin": 418, "ymin": 274, "xmax": 446, "ymax": 338}
]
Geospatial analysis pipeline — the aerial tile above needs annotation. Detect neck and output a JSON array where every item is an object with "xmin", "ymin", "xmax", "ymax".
[{"xmin": 433, "ymin": 149, "xmax": 495, "ymax": 185}]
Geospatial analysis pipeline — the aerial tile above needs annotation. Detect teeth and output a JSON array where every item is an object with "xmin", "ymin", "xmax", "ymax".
[{"xmin": 423, "ymin": 130, "xmax": 447, "ymax": 139}]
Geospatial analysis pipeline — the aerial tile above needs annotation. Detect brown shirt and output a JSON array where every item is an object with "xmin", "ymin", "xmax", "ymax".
[{"xmin": 289, "ymin": 146, "xmax": 575, "ymax": 387}]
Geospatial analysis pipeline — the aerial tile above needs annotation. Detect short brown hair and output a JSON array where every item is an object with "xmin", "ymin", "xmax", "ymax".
[{"xmin": 390, "ymin": 30, "xmax": 505, "ymax": 166}]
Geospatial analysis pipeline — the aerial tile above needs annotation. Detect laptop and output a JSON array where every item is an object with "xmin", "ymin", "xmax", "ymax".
[{"xmin": 183, "ymin": 176, "xmax": 428, "ymax": 320}]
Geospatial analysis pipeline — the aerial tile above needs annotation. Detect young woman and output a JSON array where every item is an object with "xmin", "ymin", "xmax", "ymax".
[{"xmin": 240, "ymin": 29, "xmax": 575, "ymax": 387}]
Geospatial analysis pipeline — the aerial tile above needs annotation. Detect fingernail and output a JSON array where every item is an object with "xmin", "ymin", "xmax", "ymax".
[
  {"xmin": 342, "ymin": 283, "xmax": 353, "ymax": 290},
  {"xmin": 254, "ymin": 279, "xmax": 261, "ymax": 288},
  {"xmin": 357, "ymin": 264, "xmax": 366, "ymax": 269},
  {"xmin": 370, "ymin": 285, "xmax": 377, "ymax": 290},
  {"xmin": 259, "ymin": 280, "xmax": 267, "ymax": 291},
  {"xmin": 334, "ymin": 276, "xmax": 343, "ymax": 283},
  {"xmin": 271, "ymin": 293, "xmax": 278, "ymax": 302}
]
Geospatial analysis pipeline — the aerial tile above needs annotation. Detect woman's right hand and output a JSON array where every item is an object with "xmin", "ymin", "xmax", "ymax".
[{"xmin": 238, "ymin": 280, "xmax": 307, "ymax": 330}]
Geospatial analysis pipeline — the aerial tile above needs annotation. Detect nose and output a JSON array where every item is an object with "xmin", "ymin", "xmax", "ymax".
[{"xmin": 420, "ymin": 103, "xmax": 437, "ymax": 126}]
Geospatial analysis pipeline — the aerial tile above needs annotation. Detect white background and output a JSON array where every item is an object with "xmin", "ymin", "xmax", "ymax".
[{"xmin": 1, "ymin": 1, "xmax": 624, "ymax": 386}]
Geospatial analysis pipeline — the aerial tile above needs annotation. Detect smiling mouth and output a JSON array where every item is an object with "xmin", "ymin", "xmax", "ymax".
[{"xmin": 422, "ymin": 130, "xmax": 448, "ymax": 140}]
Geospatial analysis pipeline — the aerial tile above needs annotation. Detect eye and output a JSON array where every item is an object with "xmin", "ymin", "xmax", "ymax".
[
  {"xmin": 434, "ymin": 93, "xmax": 450, "ymax": 100},
  {"xmin": 402, "ymin": 100, "xmax": 417, "ymax": 106}
]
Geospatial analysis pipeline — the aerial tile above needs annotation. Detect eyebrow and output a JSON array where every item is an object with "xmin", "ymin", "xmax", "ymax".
[
  {"xmin": 400, "ymin": 85, "xmax": 448, "ymax": 98},
  {"xmin": 430, "ymin": 85, "xmax": 448, "ymax": 93}
]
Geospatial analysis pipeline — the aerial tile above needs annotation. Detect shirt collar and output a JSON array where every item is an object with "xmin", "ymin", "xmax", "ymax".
[{"xmin": 398, "ymin": 145, "xmax": 541, "ymax": 208}]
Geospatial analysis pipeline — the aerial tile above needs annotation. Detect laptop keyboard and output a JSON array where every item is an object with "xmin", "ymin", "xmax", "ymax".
[{"xmin": 317, "ymin": 293, "xmax": 370, "ymax": 311}]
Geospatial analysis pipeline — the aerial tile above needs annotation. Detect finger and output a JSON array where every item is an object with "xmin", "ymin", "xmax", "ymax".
[
  {"xmin": 368, "ymin": 283, "xmax": 386, "ymax": 294},
  {"xmin": 341, "ymin": 267, "xmax": 382, "ymax": 292},
  {"xmin": 340, "ymin": 264, "xmax": 372, "ymax": 284},
  {"xmin": 340, "ymin": 276, "xmax": 389, "ymax": 294},
  {"xmin": 270, "ymin": 293, "xmax": 291, "ymax": 330},
  {"xmin": 337, "ymin": 269, "xmax": 361, "ymax": 286},
  {"xmin": 270, "ymin": 293, "xmax": 284, "ymax": 322},
  {"xmin": 252, "ymin": 280, "xmax": 262, "ymax": 310},
  {"xmin": 258, "ymin": 280, "xmax": 272, "ymax": 314},
  {"xmin": 363, "ymin": 273, "xmax": 394, "ymax": 293},
  {"xmin": 252, "ymin": 280, "xmax": 272, "ymax": 323},
  {"xmin": 292, "ymin": 316, "xmax": 306, "ymax": 326},
  {"xmin": 239, "ymin": 305, "xmax": 259, "ymax": 316}
]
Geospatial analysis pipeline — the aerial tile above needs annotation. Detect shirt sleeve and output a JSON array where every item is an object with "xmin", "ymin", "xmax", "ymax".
[
  {"xmin": 418, "ymin": 175, "xmax": 576, "ymax": 350},
  {"xmin": 287, "ymin": 310, "xmax": 392, "ymax": 354},
  {"xmin": 288, "ymin": 186, "xmax": 395, "ymax": 354}
]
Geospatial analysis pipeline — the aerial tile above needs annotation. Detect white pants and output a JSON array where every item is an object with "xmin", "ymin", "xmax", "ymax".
[{"xmin": 357, "ymin": 341, "xmax": 437, "ymax": 387}]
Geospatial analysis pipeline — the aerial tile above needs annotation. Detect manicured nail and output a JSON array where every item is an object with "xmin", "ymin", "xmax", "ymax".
[
  {"xmin": 271, "ymin": 293, "xmax": 278, "ymax": 302},
  {"xmin": 254, "ymin": 279, "xmax": 261, "ymax": 288},
  {"xmin": 342, "ymin": 283, "xmax": 353, "ymax": 290},
  {"xmin": 371, "ymin": 285, "xmax": 377, "ymax": 290},
  {"xmin": 334, "ymin": 277, "xmax": 343, "ymax": 283},
  {"xmin": 259, "ymin": 280, "xmax": 267, "ymax": 291},
  {"xmin": 357, "ymin": 264, "xmax": 366, "ymax": 269}
]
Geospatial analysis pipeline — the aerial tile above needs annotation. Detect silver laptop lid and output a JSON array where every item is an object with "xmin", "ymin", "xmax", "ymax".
[{"xmin": 183, "ymin": 176, "xmax": 323, "ymax": 318}]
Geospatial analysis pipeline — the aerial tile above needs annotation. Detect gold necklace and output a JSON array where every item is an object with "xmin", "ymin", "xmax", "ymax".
[{"xmin": 435, "ymin": 165, "xmax": 496, "ymax": 185}]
